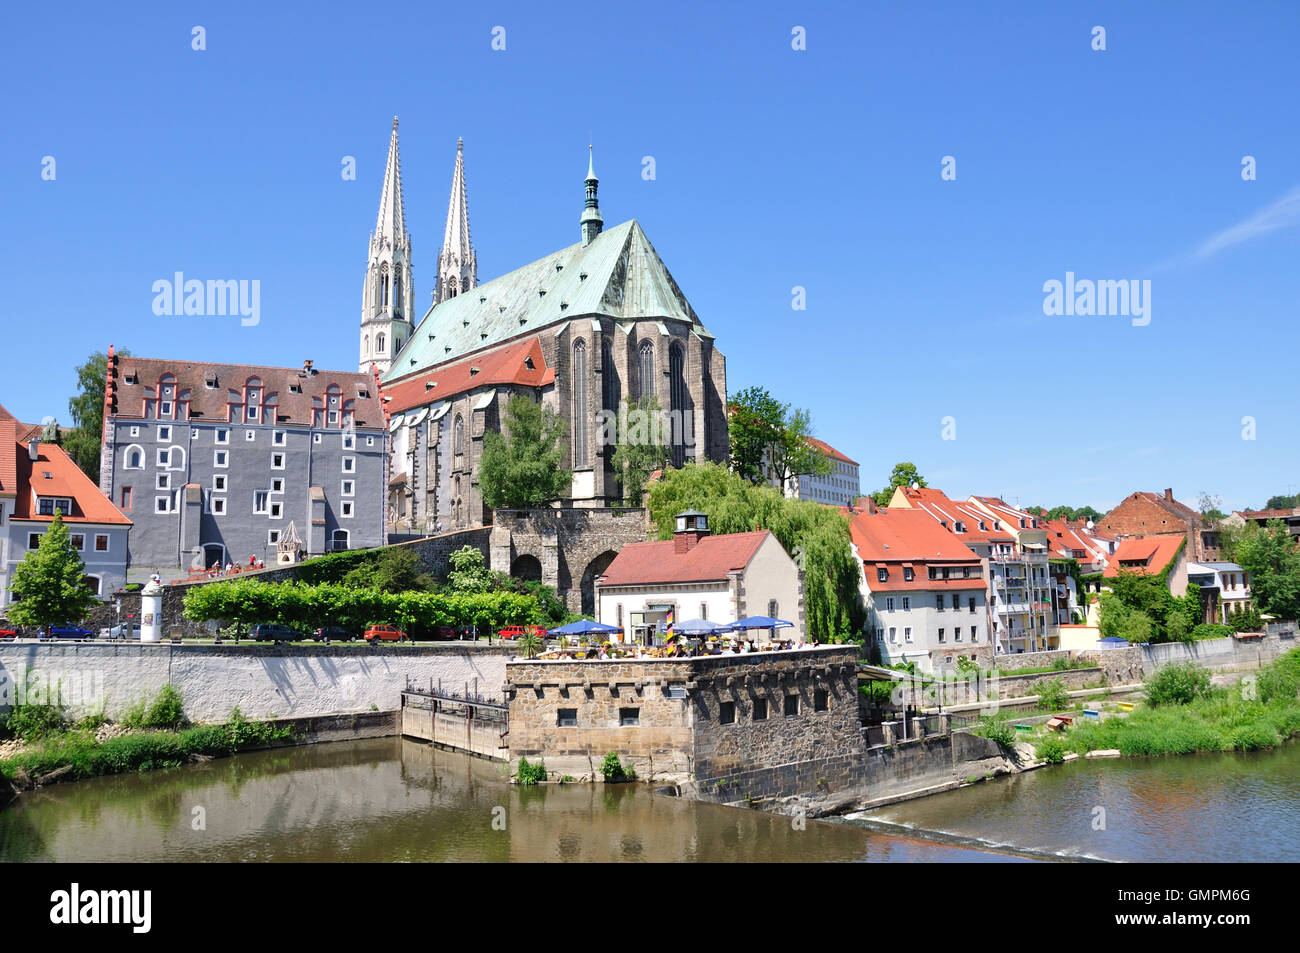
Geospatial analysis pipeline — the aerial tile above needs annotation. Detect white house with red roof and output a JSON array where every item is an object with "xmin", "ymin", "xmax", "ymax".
[
  {"xmin": 847, "ymin": 499, "xmax": 988, "ymax": 672},
  {"xmin": 1, "ymin": 419, "xmax": 132, "ymax": 610},
  {"xmin": 594, "ymin": 511, "xmax": 805, "ymax": 645}
]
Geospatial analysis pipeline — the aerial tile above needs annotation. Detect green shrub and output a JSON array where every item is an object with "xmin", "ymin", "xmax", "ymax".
[
  {"xmin": 516, "ymin": 756, "xmax": 547, "ymax": 785},
  {"xmin": 144, "ymin": 684, "xmax": 185, "ymax": 730},
  {"xmin": 6, "ymin": 703, "xmax": 65, "ymax": 742},
  {"xmin": 1035, "ymin": 735, "xmax": 1069, "ymax": 763},
  {"xmin": 1230, "ymin": 722, "xmax": 1279, "ymax": 751},
  {"xmin": 976, "ymin": 716, "xmax": 1017, "ymax": 749},
  {"xmin": 1145, "ymin": 663, "xmax": 1211, "ymax": 707},
  {"xmin": 1191, "ymin": 622, "xmax": 1232, "ymax": 641},
  {"xmin": 1036, "ymin": 677, "xmax": 1071, "ymax": 712},
  {"xmin": 600, "ymin": 751, "xmax": 633, "ymax": 782},
  {"xmin": 1258, "ymin": 667, "xmax": 1300, "ymax": 705}
]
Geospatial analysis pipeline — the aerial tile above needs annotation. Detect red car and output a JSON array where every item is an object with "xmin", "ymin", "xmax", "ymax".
[
  {"xmin": 363, "ymin": 624, "xmax": 407, "ymax": 642},
  {"xmin": 496, "ymin": 625, "xmax": 548, "ymax": 640},
  {"xmin": 0, "ymin": 627, "xmax": 18, "ymax": 639}
]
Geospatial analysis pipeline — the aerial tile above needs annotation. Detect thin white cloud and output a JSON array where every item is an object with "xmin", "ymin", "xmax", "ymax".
[{"xmin": 1192, "ymin": 186, "xmax": 1300, "ymax": 260}]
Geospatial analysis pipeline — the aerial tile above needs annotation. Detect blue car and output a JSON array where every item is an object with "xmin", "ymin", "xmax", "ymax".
[{"xmin": 38, "ymin": 625, "xmax": 94, "ymax": 640}]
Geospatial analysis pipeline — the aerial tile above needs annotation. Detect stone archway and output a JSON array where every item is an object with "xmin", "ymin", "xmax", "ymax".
[
  {"xmin": 510, "ymin": 554, "xmax": 543, "ymax": 583},
  {"xmin": 580, "ymin": 550, "xmax": 619, "ymax": 617}
]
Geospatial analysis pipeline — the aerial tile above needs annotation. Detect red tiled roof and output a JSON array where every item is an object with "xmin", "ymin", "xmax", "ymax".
[
  {"xmin": 1239, "ymin": 507, "xmax": 1300, "ymax": 520},
  {"xmin": 892, "ymin": 486, "xmax": 1013, "ymax": 543},
  {"xmin": 1103, "ymin": 535, "xmax": 1183, "ymax": 577},
  {"xmin": 0, "ymin": 419, "xmax": 20, "ymax": 498},
  {"xmin": 383, "ymin": 337, "xmax": 550, "ymax": 414},
  {"xmin": 598, "ymin": 530, "xmax": 771, "ymax": 586},
  {"xmin": 847, "ymin": 507, "xmax": 983, "ymax": 563},
  {"xmin": 9, "ymin": 439, "xmax": 131, "ymax": 525},
  {"xmin": 805, "ymin": 436, "xmax": 857, "ymax": 466}
]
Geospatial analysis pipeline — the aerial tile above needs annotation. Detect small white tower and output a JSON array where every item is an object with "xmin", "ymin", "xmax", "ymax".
[
  {"xmin": 360, "ymin": 117, "xmax": 414, "ymax": 374},
  {"xmin": 433, "ymin": 138, "xmax": 477, "ymax": 305}
]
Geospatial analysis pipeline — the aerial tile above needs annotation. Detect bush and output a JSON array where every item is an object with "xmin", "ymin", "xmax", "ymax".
[
  {"xmin": 1145, "ymin": 663, "xmax": 1211, "ymax": 707},
  {"xmin": 144, "ymin": 684, "xmax": 185, "ymax": 730},
  {"xmin": 1036, "ymin": 678, "xmax": 1071, "ymax": 712},
  {"xmin": 1191, "ymin": 622, "xmax": 1233, "ymax": 641},
  {"xmin": 1230, "ymin": 722, "xmax": 1279, "ymax": 751},
  {"xmin": 1258, "ymin": 667, "xmax": 1300, "ymax": 705},
  {"xmin": 5, "ymin": 703, "xmax": 65, "ymax": 742},
  {"xmin": 976, "ymin": 717, "xmax": 1017, "ymax": 749},
  {"xmin": 600, "ymin": 751, "xmax": 635, "ymax": 782},
  {"xmin": 515, "ymin": 757, "xmax": 547, "ymax": 785},
  {"xmin": 1035, "ymin": 735, "xmax": 1069, "ymax": 764}
]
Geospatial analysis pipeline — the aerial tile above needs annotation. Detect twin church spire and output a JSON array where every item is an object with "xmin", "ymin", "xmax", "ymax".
[{"xmin": 360, "ymin": 120, "xmax": 602, "ymax": 373}]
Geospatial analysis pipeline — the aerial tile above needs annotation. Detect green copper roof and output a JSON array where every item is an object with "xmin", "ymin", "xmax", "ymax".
[{"xmin": 385, "ymin": 219, "xmax": 710, "ymax": 381}]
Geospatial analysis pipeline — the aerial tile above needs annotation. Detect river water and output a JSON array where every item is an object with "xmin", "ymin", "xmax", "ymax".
[
  {"xmin": 3, "ymin": 738, "xmax": 1294, "ymax": 862},
  {"xmin": 0, "ymin": 738, "xmax": 1013, "ymax": 863}
]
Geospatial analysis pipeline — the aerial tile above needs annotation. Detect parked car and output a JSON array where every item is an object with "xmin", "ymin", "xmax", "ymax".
[
  {"xmin": 0, "ymin": 627, "xmax": 19, "ymax": 639},
  {"xmin": 38, "ymin": 625, "xmax": 94, "ymax": 640},
  {"xmin": 99, "ymin": 622, "xmax": 142, "ymax": 640},
  {"xmin": 250, "ymin": 623, "xmax": 307, "ymax": 643},
  {"xmin": 363, "ymin": 624, "xmax": 407, "ymax": 642},
  {"xmin": 496, "ymin": 624, "xmax": 548, "ymax": 640},
  {"xmin": 433, "ymin": 624, "xmax": 476, "ymax": 641},
  {"xmin": 313, "ymin": 625, "xmax": 358, "ymax": 642}
]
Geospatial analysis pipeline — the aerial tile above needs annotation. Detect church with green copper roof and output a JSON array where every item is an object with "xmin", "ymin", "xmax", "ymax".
[{"xmin": 362, "ymin": 127, "xmax": 728, "ymax": 535}]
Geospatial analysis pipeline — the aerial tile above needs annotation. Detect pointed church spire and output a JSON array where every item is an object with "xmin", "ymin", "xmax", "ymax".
[
  {"xmin": 360, "ymin": 116, "xmax": 414, "ymax": 374},
  {"xmin": 580, "ymin": 144, "xmax": 603, "ymax": 246},
  {"xmin": 374, "ymin": 116, "xmax": 408, "ymax": 243},
  {"xmin": 434, "ymin": 138, "xmax": 477, "ymax": 304}
]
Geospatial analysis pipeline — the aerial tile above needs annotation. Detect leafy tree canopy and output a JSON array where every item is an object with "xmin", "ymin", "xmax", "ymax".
[
  {"xmin": 6, "ymin": 512, "xmax": 98, "ymax": 628},
  {"xmin": 1265, "ymin": 494, "xmax": 1299, "ymax": 510},
  {"xmin": 727, "ymin": 386, "xmax": 829, "ymax": 489},
  {"xmin": 479, "ymin": 394, "xmax": 572, "ymax": 509},
  {"xmin": 610, "ymin": 395, "xmax": 669, "ymax": 505},
  {"xmin": 1223, "ymin": 520, "xmax": 1300, "ymax": 621},
  {"xmin": 341, "ymin": 545, "xmax": 435, "ymax": 593},
  {"xmin": 872, "ymin": 462, "xmax": 926, "ymax": 508}
]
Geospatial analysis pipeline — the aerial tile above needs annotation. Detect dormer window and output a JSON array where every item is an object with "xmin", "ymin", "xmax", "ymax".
[
  {"xmin": 37, "ymin": 497, "xmax": 72, "ymax": 517},
  {"xmin": 524, "ymin": 357, "xmax": 535, "ymax": 370},
  {"xmin": 205, "ymin": 373, "xmax": 218, "ymax": 388},
  {"xmin": 877, "ymin": 567, "xmax": 888, "ymax": 583},
  {"xmin": 904, "ymin": 567, "xmax": 914, "ymax": 581}
]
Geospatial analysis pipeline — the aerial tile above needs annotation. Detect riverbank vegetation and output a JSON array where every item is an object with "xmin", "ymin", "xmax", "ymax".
[
  {"xmin": 1, "ymin": 683, "xmax": 291, "ymax": 791},
  {"xmin": 1034, "ymin": 651, "xmax": 1300, "ymax": 759}
]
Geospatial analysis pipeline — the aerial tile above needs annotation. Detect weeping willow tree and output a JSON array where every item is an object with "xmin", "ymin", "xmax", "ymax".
[{"xmin": 645, "ymin": 462, "xmax": 864, "ymax": 642}]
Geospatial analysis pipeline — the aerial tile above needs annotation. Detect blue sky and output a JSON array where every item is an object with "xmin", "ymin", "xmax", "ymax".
[{"xmin": 2, "ymin": 1, "xmax": 1298, "ymax": 513}]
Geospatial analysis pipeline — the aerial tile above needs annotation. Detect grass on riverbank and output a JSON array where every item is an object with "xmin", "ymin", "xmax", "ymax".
[
  {"xmin": 1, "ymin": 693, "xmax": 292, "ymax": 786},
  {"xmin": 1036, "ymin": 650, "xmax": 1300, "ymax": 759}
]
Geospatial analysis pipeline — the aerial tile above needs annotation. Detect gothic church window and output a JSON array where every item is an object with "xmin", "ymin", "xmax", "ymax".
[
  {"xmin": 638, "ymin": 341, "xmax": 655, "ymax": 400},
  {"xmin": 572, "ymin": 339, "xmax": 588, "ymax": 466},
  {"xmin": 669, "ymin": 342, "xmax": 687, "ymax": 467},
  {"xmin": 377, "ymin": 333, "xmax": 385, "ymax": 354}
]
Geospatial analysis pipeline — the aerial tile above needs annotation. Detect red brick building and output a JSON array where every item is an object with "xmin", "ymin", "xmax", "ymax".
[{"xmin": 1097, "ymin": 488, "xmax": 1220, "ymax": 563}]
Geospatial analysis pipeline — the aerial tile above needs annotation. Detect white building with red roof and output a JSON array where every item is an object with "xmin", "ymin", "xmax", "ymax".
[
  {"xmin": 846, "ymin": 499, "xmax": 988, "ymax": 672},
  {"xmin": 594, "ymin": 510, "xmax": 805, "ymax": 645},
  {"xmin": 1, "ymin": 420, "xmax": 132, "ymax": 609},
  {"xmin": 789, "ymin": 437, "xmax": 860, "ymax": 506}
]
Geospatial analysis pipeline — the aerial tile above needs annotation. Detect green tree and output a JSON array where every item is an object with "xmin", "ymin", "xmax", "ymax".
[
  {"xmin": 446, "ymin": 545, "xmax": 494, "ymax": 593},
  {"xmin": 727, "ymin": 386, "xmax": 829, "ymax": 489},
  {"xmin": 609, "ymin": 395, "xmax": 669, "ymax": 505},
  {"xmin": 872, "ymin": 462, "xmax": 927, "ymax": 508},
  {"xmin": 1098, "ymin": 591, "xmax": 1155, "ymax": 643},
  {"xmin": 63, "ymin": 349, "xmax": 130, "ymax": 483},
  {"xmin": 1224, "ymin": 520, "xmax": 1300, "ymax": 621},
  {"xmin": 479, "ymin": 394, "xmax": 572, "ymax": 509},
  {"xmin": 645, "ymin": 462, "xmax": 864, "ymax": 641},
  {"xmin": 341, "ymin": 546, "xmax": 434, "ymax": 593},
  {"xmin": 6, "ymin": 512, "xmax": 98, "ymax": 628},
  {"xmin": 1265, "ymin": 494, "xmax": 1299, "ymax": 510}
]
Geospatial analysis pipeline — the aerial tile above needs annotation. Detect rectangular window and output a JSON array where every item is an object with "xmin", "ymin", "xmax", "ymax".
[
  {"xmin": 938, "ymin": 628, "xmax": 945, "ymax": 642},
  {"xmin": 38, "ymin": 498, "xmax": 54, "ymax": 516},
  {"xmin": 902, "ymin": 597, "xmax": 910, "ymax": 611},
  {"xmin": 877, "ymin": 567, "xmax": 888, "ymax": 583},
  {"xmin": 719, "ymin": 701, "xmax": 736, "ymax": 725},
  {"xmin": 156, "ymin": 473, "xmax": 170, "ymax": 490},
  {"xmin": 969, "ymin": 597, "xmax": 976, "ymax": 613},
  {"xmin": 664, "ymin": 684, "xmax": 688, "ymax": 700},
  {"xmin": 619, "ymin": 707, "xmax": 639, "ymax": 727},
  {"xmin": 269, "ymin": 502, "xmax": 282, "ymax": 519},
  {"xmin": 886, "ymin": 597, "xmax": 895, "ymax": 612},
  {"xmin": 213, "ymin": 475, "xmax": 227, "ymax": 492},
  {"xmin": 342, "ymin": 456, "xmax": 355, "ymax": 473},
  {"xmin": 328, "ymin": 410, "xmax": 338, "ymax": 426},
  {"xmin": 700, "ymin": 602, "xmax": 708, "ymax": 620},
  {"xmin": 158, "ymin": 426, "xmax": 171, "ymax": 441},
  {"xmin": 904, "ymin": 626, "xmax": 913, "ymax": 643},
  {"xmin": 971, "ymin": 626, "xmax": 978, "ymax": 642},
  {"xmin": 557, "ymin": 709, "xmax": 578, "ymax": 727},
  {"xmin": 156, "ymin": 448, "xmax": 170, "ymax": 467},
  {"xmin": 271, "ymin": 453, "xmax": 285, "ymax": 469},
  {"xmin": 273, "ymin": 430, "xmax": 286, "ymax": 446},
  {"xmin": 753, "ymin": 699, "xmax": 768, "ymax": 721},
  {"xmin": 247, "ymin": 406, "xmax": 258, "ymax": 421},
  {"xmin": 952, "ymin": 593, "xmax": 961, "ymax": 610},
  {"xmin": 889, "ymin": 627, "xmax": 897, "ymax": 643},
  {"xmin": 955, "ymin": 627, "xmax": 962, "ymax": 641},
  {"xmin": 70, "ymin": 533, "xmax": 85, "ymax": 551},
  {"xmin": 120, "ymin": 487, "xmax": 132, "ymax": 511},
  {"xmin": 215, "ymin": 429, "xmax": 229, "ymax": 444},
  {"xmin": 341, "ymin": 501, "xmax": 354, "ymax": 518},
  {"xmin": 936, "ymin": 593, "xmax": 944, "ymax": 611},
  {"xmin": 341, "ymin": 480, "xmax": 354, "ymax": 496},
  {"xmin": 155, "ymin": 496, "xmax": 170, "ymax": 514},
  {"xmin": 903, "ymin": 566, "xmax": 914, "ymax": 581},
  {"xmin": 214, "ymin": 450, "xmax": 228, "ymax": 468},
  {"xmin": 268, "ymin": 530, "xmax": 281, "ymax": 545},
  {"xmin": 254, "ymin": 491, "xmax": 269, "ymax": 514},
  {"xmin": 783, "ymin": 695, "xmax": 799, "ymax": 717},
  {"xmin": 343, "ymin": 432, "xmax": 355, "ymax": 450},
  {"xmin": 875, "ymin": 627, "xmax": 884, "ymax": 643},
  {"xmin": 28, "ymin": 533, "xmax": 41, "ymax": 549},
  {"xmin": 270, "ymin": 478, "xmax": 283, "ymax": 493},
  {"xmin": 814, "ymin": 689, "xmax": 828, "ymax": 712},
  {"xmin": 94, "ymin": 534, "xmax": 109, "ymax": 552},
  {"xmin": 210, "ymin": 498, "xmax": 226, "ymax": 516}
]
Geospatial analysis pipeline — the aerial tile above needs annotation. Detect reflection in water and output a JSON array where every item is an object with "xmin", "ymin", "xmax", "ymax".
[
  {"xmin": 855, "ymin": 744, "xmax": 1300, "ymax": 862},
  {"xmin": 0, "ymin": 738, "xmax": 1019, "ymax": 863}
]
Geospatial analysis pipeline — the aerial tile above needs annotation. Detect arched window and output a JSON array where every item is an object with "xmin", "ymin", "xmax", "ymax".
[
  {"xmin": 461, "ymin": 276, "xmax": 470, "ymax": 293},
  {"xmin": 376, "ymin": 333, "xmax": 385, "ymax": 354},
  {"xmin": 446, "ymin": 274, "xmax": 457, "ymax": 298},
  {"xmin": 380, "ymin": 264, "xmax": 390, "ymax": 308},
  {"xmin": 601, "ymin": 338, "xmax": 619, "ymax": 413},
  {"xmin": 394, "ymin": 272, "xmax": 403, "ymax": 312},
  {"xmin": 572, "ymin": 340, "xmax": 588, "ymax": 466},
  {"xmin": 453, "ymin": 415, "xmax": 465, "ymax": 457},
  {"xmin": 125, "ymin": 445, "xmax": 144, "ymax": 469},
  {"xmin": 363, "ymin": 334, "xmax": 369, "ymax": 355},
  {"xmin": 638, "ymin": 341, "xmax": 655, "ymax": 400},
  {"xmin": 669, "ymin": 342, "xmax": 688, "ymax": 467}
]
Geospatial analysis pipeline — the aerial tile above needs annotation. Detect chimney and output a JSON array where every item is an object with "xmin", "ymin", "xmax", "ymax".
[
  {"xmin": 27, "ymin": 438, "xmax": 39, "ymax": 461},
  {"xmin": 672, "ymin": 510, "xmax": 710, "ymax": 554},
  {"xmin": 1164, "ymin": 488, "xmax": 1173, "ymax": 502},
  {"xmin": 302, "ymin": 359, "xmax": 314, "ymax": 376},
  {"xmin": 866, "ymin": 496, "xmax": 878, "ymax": 514}
]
